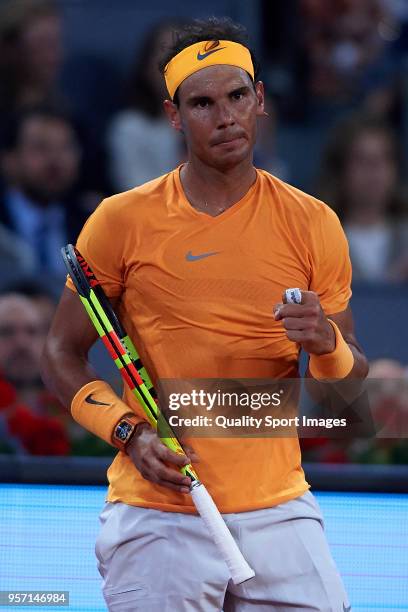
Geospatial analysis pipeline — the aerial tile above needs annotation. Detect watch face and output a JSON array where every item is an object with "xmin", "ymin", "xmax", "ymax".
[{"xmin": 116, "ymin": 421, "xmax": 133, "ymax": 441}]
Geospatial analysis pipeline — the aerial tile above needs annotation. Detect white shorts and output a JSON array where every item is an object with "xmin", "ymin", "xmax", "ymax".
[{"xmin": 95, "ymin": 491, "xmax": 350, "ymax": 611}]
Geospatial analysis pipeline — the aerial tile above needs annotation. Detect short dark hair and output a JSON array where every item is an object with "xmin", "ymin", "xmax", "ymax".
[{"xmin": 158, "ymin": 17, "xmax": 260, "ymax": 104}]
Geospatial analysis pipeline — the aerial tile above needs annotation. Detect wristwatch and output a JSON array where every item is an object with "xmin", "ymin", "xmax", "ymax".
[{"xmin": 112, "ymin": 415, "xmax": 139, "ymax": 451}]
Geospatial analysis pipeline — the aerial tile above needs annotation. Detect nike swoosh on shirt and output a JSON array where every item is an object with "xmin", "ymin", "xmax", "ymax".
[
  {"xmin": 343, "ymin": 605, "xmax": 352, "ymax": 612},
  {"xmin": 197, "ymin": 47, "xmax": 226, "ymax": 61},
  {"xmin": 85, "ymin": 394, "xmax": 111, "ymax": 406},
  {"xmin": 185, "ymin": 250, "xmax": 220, "ymax": 261}
]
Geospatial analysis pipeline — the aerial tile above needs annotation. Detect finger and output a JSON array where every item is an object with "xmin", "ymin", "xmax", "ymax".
[
  {"xmin": 273, "ymin": 302, "xmax": 284, "ymax": 320},
  {"xmin": 277, "ymin": 303, "xmax": 320, "ymax": 319},
  {"xmin": 186, "ymin": 452, "xmax": 200, "ymax": 463},
  {"xmin": 285, "ymin": 330, "xmax": 313, "ymax": 343},
  {"xmin": 156, "ymin": 479, "xmax": 191, "ymax": 495},
  {"xmin": 183, "ymin": 444, "xmax": 200, "ymax": 463},
  {"xmin": 154, "ymin": 441, "xmax": 192, "ymax": 466},
  {"xmin": 282, "ymin": 316, "xmax": 315, "ymax": 331},
  {"xmin": 142, "ymin": 465, "xmax": 191, "ymax": 494},
  {"xmin": 146, "ymin": 456, "xmax": 192, "ymax": 486}
]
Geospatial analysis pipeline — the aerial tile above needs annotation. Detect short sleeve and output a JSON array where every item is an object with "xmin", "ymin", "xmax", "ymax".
[
  {"xmin": 309, "ymin": 205, "xmax": 352, "ymax": 314},
  {"xmin": 65, "ymin": 199, "xmax": 124, "ymax": 297}
]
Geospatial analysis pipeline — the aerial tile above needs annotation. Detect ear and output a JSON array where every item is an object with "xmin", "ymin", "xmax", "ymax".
[
  {"xmin": 163, "ymin": 99, "xmax": 182, "ymax": 132},
  {"xmin": 254, "ymin": 81, "xmax": 265, "ymax": 117}
]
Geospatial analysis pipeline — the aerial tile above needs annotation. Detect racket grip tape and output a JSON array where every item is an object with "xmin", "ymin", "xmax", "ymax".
[
  {"xmin": 285, "ymin": 288, "xmax": 302, "ymax": 304},
  {"xmin": 190, "ymin": 482, "xmax": 255, "ymax": 584}
]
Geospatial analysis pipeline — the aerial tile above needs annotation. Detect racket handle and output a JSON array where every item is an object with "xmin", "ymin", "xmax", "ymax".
[
  {"xmin": 285, "ymin": 287, "xmax": 302, "ymax": 304},
  {"xmin": 190, "ymin": 482, "xmax": 255, "ymax": 585}
]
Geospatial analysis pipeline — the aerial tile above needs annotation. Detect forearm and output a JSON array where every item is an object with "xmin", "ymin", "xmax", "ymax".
[
  {"xmin": 41, "ymin": 340, "xmax": 98, "ymax": 408},
  {"xmin": 306, "ymin": 341, "xmax": 369, "ymax": 381},
  {"xmin": 306, "ymin": 333, "xmax": 369, "ymax": 412},
  {"xmin": 343, "ymin": 342, "xmax": 369, "ymax": 380},
  {"xmin": 42, "ymin": 341, "xmax": 145, "ymax": 448}
]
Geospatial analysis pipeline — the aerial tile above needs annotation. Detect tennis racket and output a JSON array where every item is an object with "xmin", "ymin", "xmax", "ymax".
[{"xmin": 62, "ymin": 244, "xmax": 255, "ymax": 585}]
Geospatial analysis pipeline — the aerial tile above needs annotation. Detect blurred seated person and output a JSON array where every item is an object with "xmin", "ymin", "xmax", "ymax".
[
  {"xmin": 318, "ymin": 114, "xmax": 408, "ymax": 281},
  {"xmin": 0, "ymin": 107, "xmax": 86, "ymax": 278},
  {"xmin": 0, "ymin": 0, "xmax": 111, "ymax": 198},
  {"xmin": 106, "ymin": 21, "xmax": 184, "ymax": 190},
  {"xmin": 0, "ymin": 292, "xmax": 70, "ymax": 454},
  {"xmin": 0, "ymin": 0, "xmax": 63, "ymax": 116},
  {"xmin": 0, "ymin": 276, "xmax": 58, "ymax": 331},
  {"xmin": 300, "ymin": 0, "xmax": 400, "ymax": 115},
  {"xmin": 347, "ymin": 358, "xmax": 408, "ymax": 464},
  {"xmin": 0, "ymin": 222, "xmax": 36, "ymax": 279},
  {"xmin": 253, "ymin": 94, "xmax": 290, "ymax": 182}
]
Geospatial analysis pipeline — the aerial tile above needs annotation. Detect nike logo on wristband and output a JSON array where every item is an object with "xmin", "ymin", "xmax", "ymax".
[{"xmin": 85, "ymin": 394, "xmax": 111, "ymax": 406}]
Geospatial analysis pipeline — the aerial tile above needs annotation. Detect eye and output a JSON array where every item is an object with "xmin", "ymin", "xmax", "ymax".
[
  {"xmin": 196, "ymin": 97, "xmax": 210, "ymax": 108},
  {"xmin": 231, "ymin": 91, "xmax": 244, "ymax": 101}
]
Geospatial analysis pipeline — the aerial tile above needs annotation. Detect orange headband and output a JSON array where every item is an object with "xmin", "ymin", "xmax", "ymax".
[{"xmin": 164, "ymin": 39, "xmax": 254, "ymax": 100}]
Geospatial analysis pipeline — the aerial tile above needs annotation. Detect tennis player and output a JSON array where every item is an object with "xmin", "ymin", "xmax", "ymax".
[{"xmin": 43, "ymin": 17, "xmax": 368, "ymax": 611}]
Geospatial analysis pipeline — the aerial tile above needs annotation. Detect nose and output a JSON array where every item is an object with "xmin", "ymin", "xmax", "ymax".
[{"xmin": 215, "ymin": 101, "xmax": 235, "ymax": 129}]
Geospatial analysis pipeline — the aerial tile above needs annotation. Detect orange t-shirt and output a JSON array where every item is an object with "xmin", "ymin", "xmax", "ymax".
[{"xmin": 67, "ymin": 167, "xmax": 351, "ymax": 513}]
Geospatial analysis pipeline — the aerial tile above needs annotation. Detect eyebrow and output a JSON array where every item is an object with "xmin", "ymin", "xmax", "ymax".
[{"xmin": 186, "ymin": 85, "xmax": 251, "ymax": 105}]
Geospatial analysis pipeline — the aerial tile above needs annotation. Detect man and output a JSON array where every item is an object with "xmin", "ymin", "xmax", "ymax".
[
  {"xmin": 0, "ymin": 293, "xmax": 46, "ymax": 396},
  {"xmin": 42, "ymin": 17, "xmax": 368, "ymax": 611},
  {"xmin": 0, "ymin": 107, "xmax": 84, "ymax": 277},
  {"xmin": 0, "ymin": 292, "xmax": 69, "ymax": 454}
]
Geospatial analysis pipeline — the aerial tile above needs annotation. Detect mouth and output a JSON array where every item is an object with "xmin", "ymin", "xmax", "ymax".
[{"xmin": 212, "ymin": 135, "xmax": 245, "ymax": 147}]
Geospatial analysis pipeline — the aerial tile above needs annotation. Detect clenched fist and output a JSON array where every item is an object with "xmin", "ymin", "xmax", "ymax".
[{"xmin": 274, "ymin": 290, "xmax": 335, "ymax": 356}]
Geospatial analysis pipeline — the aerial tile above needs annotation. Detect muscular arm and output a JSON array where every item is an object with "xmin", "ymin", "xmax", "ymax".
[
  {"xmin": 325, "ymin": 305, "xmax": 369, "ymax": 380},
  {"xmin": 41, "ymin": 287, "xmax": 114, "ymax": 406},
  {"xmin": 274, "ymin": 293, "xmax": 369, "ymax": 421},
  {"xmin": 42, "ymin": 286, "xmax": 196, "ymax": 493}
]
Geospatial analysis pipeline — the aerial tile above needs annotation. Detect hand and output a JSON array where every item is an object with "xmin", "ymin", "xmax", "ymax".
[
  {"xmin": 273, "ymin": 290, "xmax": 335, "ymax": 356},
  {"xmin": 127, "ymin": 423, "xmax": 199, "ymax": 494}
]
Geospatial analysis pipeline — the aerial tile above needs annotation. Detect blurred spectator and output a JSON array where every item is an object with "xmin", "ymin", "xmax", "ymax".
[
  {"xmin": 301, "ymin": 358, "xmax": 408, "ymax": 464},
  {"xmin": 0, "ymin": 0, "xmax": 63, "ymax": 116},
  {"xmin": 0, "ymin": 107, "xmax": 86, "ymax": 278},
  {"xmin": 106, "ymin": 21, "xmax": 184, "ymax": 191},
  {"xmin": 348, "ymin": 358, "xmax": 408, "ymax": 464},
  {"xmin": 0, "ymin": 277, "xmax": 58, "ymax": 331},
  {"xmin": 0, "ymin": 222, "xmax": 36, "ymax": 278},
  {"xmin": 254, "ymin": 94, "xmax": 290, "ymax": 181},
  {"xmin": 0, "ymin": 0, "xmax": 111, "ymax": 196},
  {"xmin": 0, "ymin": 293, "xmax": 70, "ymax": 454},
  {"xmin": 300, "ymin": 0, "xmax": 401, "ymax": 120},
  {"xmin": 0, "ymin": 293, "xmax": 50, "ymax": 407},
  {"xmin": 318, "ymin": 114, "xmax": 408, "ymax": 281}
]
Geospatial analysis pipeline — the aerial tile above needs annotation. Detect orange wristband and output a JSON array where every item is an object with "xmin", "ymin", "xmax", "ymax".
[
  {"xmin": 309, "ymin": 320, "xmax": 354, "ymax": 380},
  {"xmin": 70, "ymin": 380, "xmax": 146, "ymax": 447}
]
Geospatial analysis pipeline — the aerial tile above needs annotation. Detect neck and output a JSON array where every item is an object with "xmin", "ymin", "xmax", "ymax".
[{"xmin": 180, "ymin": 156, "xmax": 257, "ymax": 216}]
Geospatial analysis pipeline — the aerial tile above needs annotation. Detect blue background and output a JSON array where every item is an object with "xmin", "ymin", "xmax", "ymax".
[{"xmin": 0, "ymin": 484, "xmax": 407, "ymax": 611}]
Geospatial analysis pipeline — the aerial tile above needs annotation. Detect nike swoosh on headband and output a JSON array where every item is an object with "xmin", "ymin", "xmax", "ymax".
[
  {"xmin": 197, "ymin": 47, "xmax": 226, "ymax": 61},
  {"xmin": 186, "ymin": 250, "xmax": 220, "ymax": 261},
  {"xmin": 85, "ymin": 394, "xmax": 111, "ymax": 406}
]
